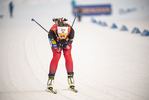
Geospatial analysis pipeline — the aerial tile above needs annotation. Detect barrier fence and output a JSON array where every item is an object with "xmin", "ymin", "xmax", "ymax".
[{"xmin": 91, "ymin": 18, "xmax": 149, "ymax": 36}]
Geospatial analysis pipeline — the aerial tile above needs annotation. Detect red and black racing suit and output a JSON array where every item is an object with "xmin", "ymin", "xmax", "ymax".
[{"xmin": 48, "ymin": 24, "xmax": 75, "ymax": 77}]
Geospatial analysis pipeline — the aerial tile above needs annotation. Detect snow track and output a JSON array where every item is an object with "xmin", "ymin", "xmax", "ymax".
[{"xmin": 0, "ymin": 0, "xmax": 149, "ymax": 100}]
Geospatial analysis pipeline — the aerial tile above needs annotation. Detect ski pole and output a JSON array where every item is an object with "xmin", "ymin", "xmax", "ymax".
[
  {"xmin": 31, "ymin": 18, "xmax": 53, "ymax": 47},
  {"xmin": 31, "ymin": 18, "xmax": 49, "ymax": 34},
  {"xmin": 71, "ymin": 14, "xmax": 78, "ymax": 27}
]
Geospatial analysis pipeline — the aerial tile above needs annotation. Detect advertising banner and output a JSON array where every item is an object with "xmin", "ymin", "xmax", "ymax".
[{"xmin": 73, "ymin": 4, "xmax": 112, "ymax": 16}]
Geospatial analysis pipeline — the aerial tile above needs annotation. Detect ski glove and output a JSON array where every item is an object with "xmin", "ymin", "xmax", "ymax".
[{"xmin": 57, "ymin": 39, "xmax": 68, "ymax": 48}]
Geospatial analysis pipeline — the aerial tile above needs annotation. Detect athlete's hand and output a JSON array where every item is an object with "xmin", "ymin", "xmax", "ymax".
[
  {"xmin": 63, "ymin": 40, "xmax": 68, "ymax": 48},
  {"xmin": 57, "ymin": 39, "xmax": 68, "ymax": 48}
]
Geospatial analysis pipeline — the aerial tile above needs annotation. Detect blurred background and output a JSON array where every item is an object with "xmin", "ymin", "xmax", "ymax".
[{"xmin": 0, "ymin": 0, "xmax": 149, "ymax": 22}]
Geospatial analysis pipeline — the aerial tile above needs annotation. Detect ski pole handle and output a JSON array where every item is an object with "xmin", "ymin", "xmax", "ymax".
[{"xmin": 31, "ymin": 18, "xmax": 49, "ymax": 34}]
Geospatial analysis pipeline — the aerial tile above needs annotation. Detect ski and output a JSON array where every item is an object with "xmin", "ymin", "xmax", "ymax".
[
  {"xmin": 68, "ymin": 87, "xmax": 78, "ymax": 93},
  {"xmin": 46, "ymin": 88, "xmax": 57, "ymax": 94}
]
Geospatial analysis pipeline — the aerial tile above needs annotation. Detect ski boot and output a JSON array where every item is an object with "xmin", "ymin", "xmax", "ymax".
[
  {"xmin": 46, "ymin": 74, "xmax": 57, "ymax": 94},
  {"xmin": 68, "ymin": 72, "xmax": 78, "ymax": 93}
]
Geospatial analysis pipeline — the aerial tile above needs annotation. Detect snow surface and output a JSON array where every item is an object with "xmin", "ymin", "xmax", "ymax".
[{"xmin": 0, "ymin": 0, "xmax": 149, "ymax": 100}]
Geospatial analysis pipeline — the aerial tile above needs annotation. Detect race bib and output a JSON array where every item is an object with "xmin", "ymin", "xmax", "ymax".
[{"xmin": 57, "ymin": 27, "xmax": 68, "ymax": 39}]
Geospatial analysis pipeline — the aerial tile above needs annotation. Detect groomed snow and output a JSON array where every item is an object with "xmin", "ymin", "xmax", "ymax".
[{"xmin": 0, "ymin": 0, "xmax": 149, "ymax": 100}]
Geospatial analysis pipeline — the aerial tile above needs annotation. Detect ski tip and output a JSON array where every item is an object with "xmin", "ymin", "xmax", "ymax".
[
  {"xmin": 31, "ymin": 18, "xmax": 34, "ymax": 21},
  {"xmin": 68, "ymin": 88, "xmax": 78, "ymax": 93},
  {"xmin": 46, "ymin": 89, "xmax": 57, "ymax": 94},
  {"xmin": 74, "ymin": 90, "xmax": 78, "ymax": 93}
]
